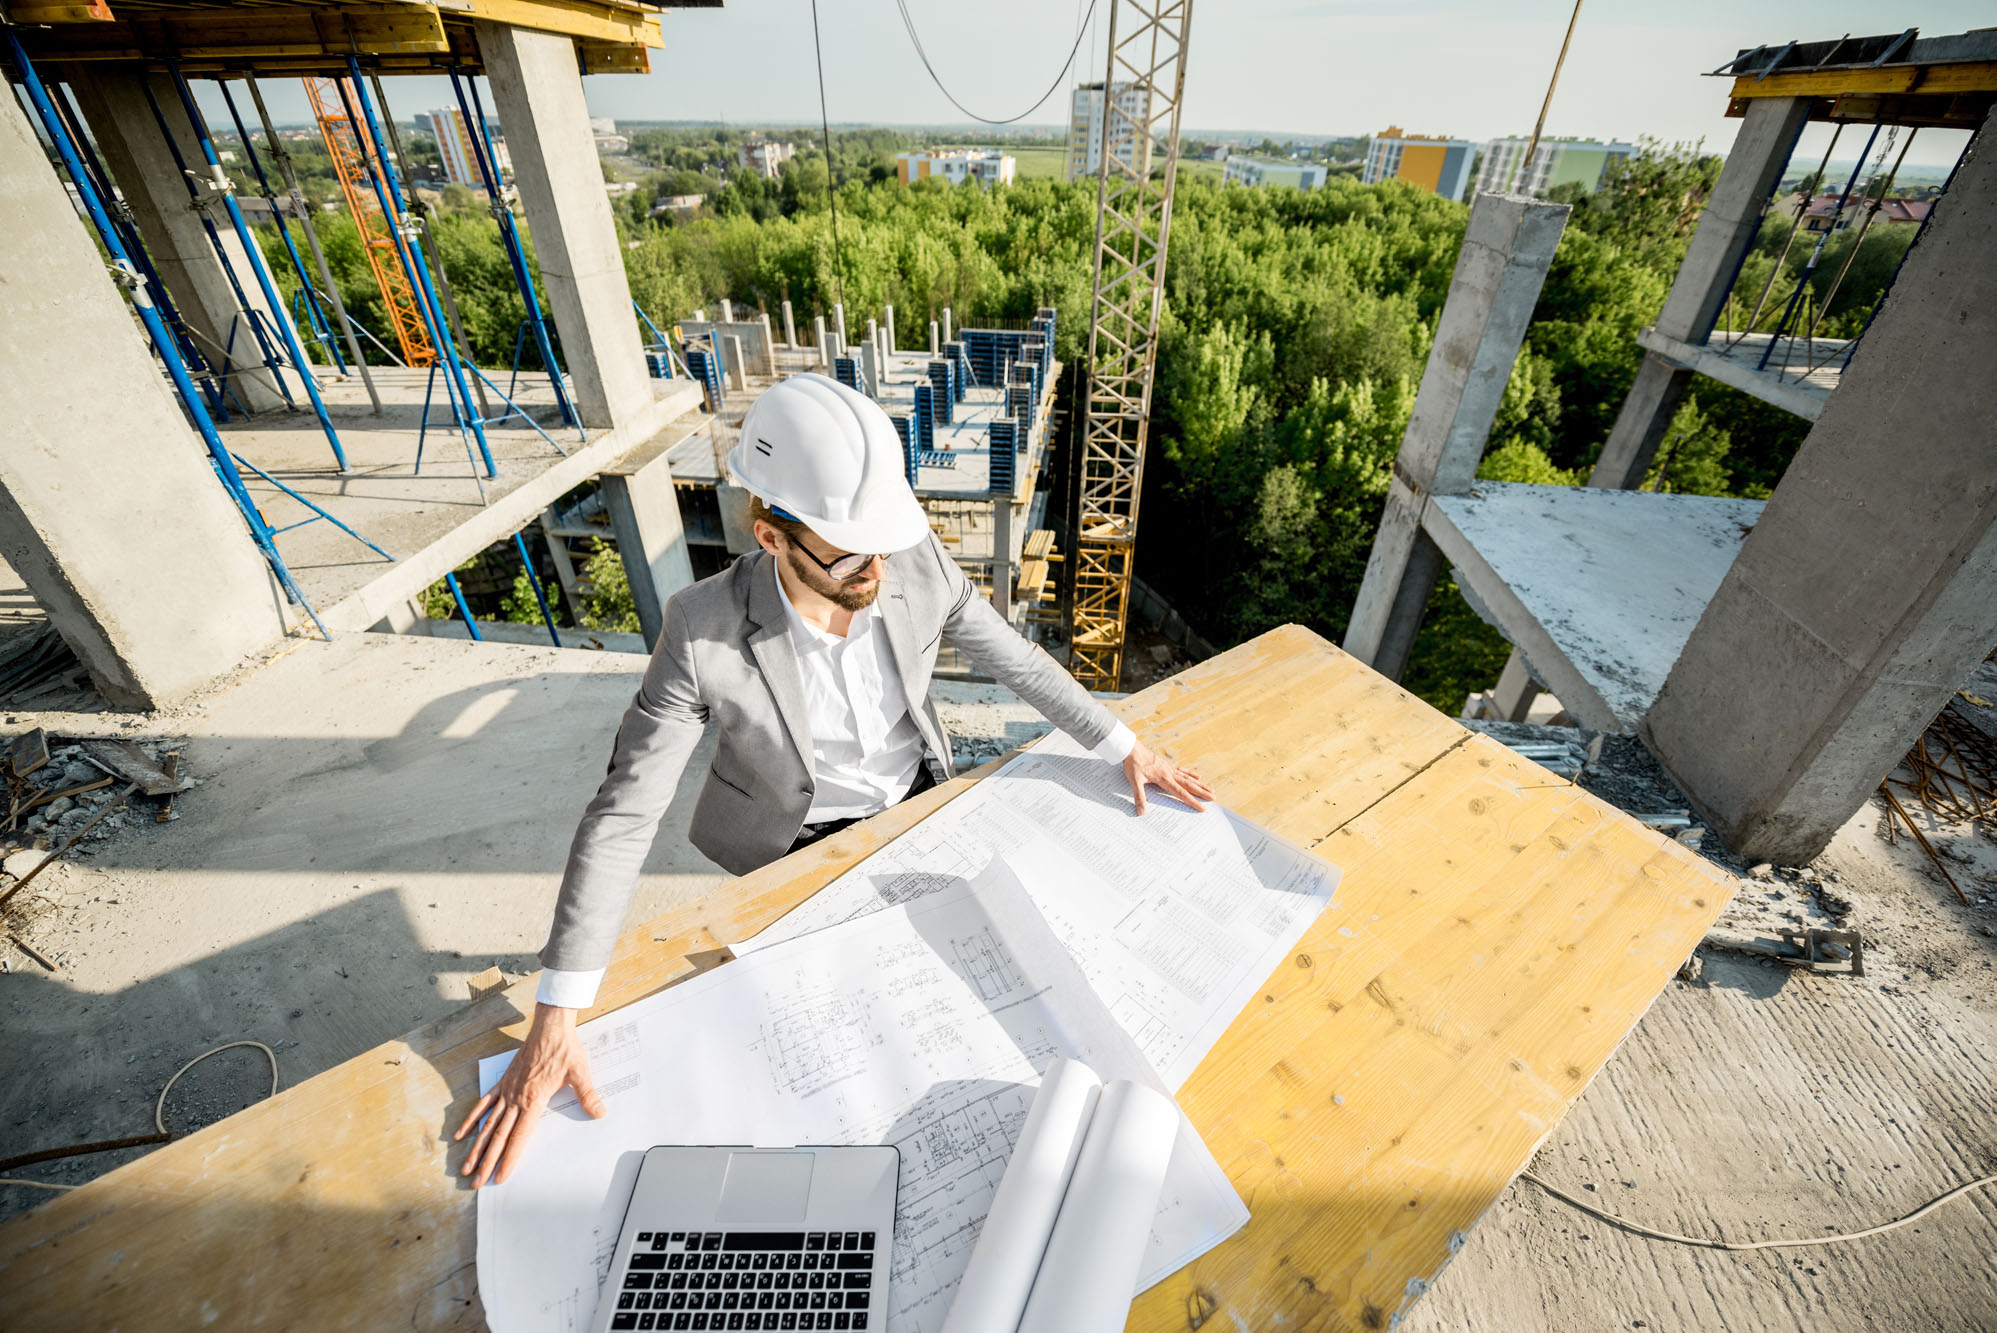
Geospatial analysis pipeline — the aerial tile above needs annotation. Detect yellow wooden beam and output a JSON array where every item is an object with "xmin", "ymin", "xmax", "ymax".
[
  {"xmin": 4, "ymin": 1, "xmax": 115, "ymax": 22},
  {"xmin": 1726, "ymin": 60, "xmax": 1997, "ymax": 100},
  {"xmin": 17, "ymin": 6, "xmax": 450, "ymax": 62},
  {"xmin": 578, "ymin": 38, "xmax": 651, "ymax": 74},
  {"xmin": 437, "ymin": 0, "xmax": 664, "ymax": 47}
]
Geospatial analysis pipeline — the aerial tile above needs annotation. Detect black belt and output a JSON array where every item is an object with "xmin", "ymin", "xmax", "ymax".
[{"xmin": 786, "ymin": 764, "xmax": 938, "ymax": 856}]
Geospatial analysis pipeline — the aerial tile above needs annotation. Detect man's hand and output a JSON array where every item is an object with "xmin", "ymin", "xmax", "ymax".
[
  {"xmin": 453, "ymin": 1002, "xmax": 606, "ymax": 1188},
  {"xmin": 1122, "ymin": 739, "xmax": 1216, "ymax": 815}
]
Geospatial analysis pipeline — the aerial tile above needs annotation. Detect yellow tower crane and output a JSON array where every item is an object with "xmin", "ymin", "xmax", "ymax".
[{"xmin": 1066, "ymin": 0, "xmax": 1195, "ymax": 691}]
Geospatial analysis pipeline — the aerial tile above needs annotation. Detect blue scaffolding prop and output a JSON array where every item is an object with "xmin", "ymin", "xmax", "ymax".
[
  {"xmin": 513, "ymin": 532, "xmax": 562, "ymax": 648},
  {"xmin": 444, "ymin": 572, "xmax": 484, "ymax": 641},
  {"xmin": 1757, "ymin": 118, "xmax": 1884, "ymax": 373},
  {"xmin": 230, "ymin": 453, "xmax": 393, "ymax": 562},
  {"xmin": 164, "ymin": 60, "xmax": 353, "ymax": 473},
  {"xmin": 452, "ymin": 68, "xmax": 582, "ymax": 440},
  {"xmin": 336, "ymin": 60, "xmax": 498, "ymax": 488},
  {"xmin": 136, "ymin": 76, "xmax": 297, "ymax": 415},
  {"xmin": 6, "ymin": 34, "xmax": 346, "ymax": 638}
]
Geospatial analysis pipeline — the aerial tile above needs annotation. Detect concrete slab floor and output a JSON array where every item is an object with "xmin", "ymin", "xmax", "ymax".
[
  {"xmin": 223, "ymin": 363, "xmax": 663, "ymax": 620},
  {"xmin": 0, "ymin": 632, "xmax": 726, "ymax": 1221},
  {"xmin": 1401, "ymin": 790, "xmax": 1997, "ymax": 1332},
  {"xmin": 1426, "ymin": 482, "xmax": 1767, "ymax": 731}
]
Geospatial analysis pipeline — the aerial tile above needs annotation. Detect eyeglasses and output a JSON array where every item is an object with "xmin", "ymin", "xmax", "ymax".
[{"xmin": 774, "ymin": 508, "xmax": 880, "ymax": 580}]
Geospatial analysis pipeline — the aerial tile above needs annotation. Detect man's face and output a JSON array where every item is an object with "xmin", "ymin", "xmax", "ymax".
[{"xmin": 784, "ymin": 531, "xmax": 885, "ymax": 612}]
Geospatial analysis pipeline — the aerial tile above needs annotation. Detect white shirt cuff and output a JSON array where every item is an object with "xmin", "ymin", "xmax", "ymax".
[
  {"xmin": 1090, "ymin": 721, "xmax": 1136, "ymax": 766},
  {"xmin": 536, "ymin": 966, "xmax": 606, "ymax": 1010}
]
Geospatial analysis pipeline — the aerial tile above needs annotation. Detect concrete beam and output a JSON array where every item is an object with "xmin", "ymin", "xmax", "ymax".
[
  {"xmin": 1643, "ymin": 114, "xmax": 1997, "ymax": 863},
  {"xmin": 68, "ymin": 67, "xmax": 294, "ymax": 415},
  {"xmin": 0, "ymin": 89, "xmax": 281, "ymax": 708},
  {"xmin": 1343, "ymin": 193, "xmax": 1569, "ymax": 677},
  {"xmin": 1590, "ymin": 97, "xmax": 1811, "ymax": 488},
  {"xmin": 601, "ymin": 438, "xmax": 696, "ymax": 650},
  {"xmin": 475, "ymin": 21, "xmax": 653, "ymax": 434}
]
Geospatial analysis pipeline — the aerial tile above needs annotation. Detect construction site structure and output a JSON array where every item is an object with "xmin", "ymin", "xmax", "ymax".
[
  {"xmin": 1067, "ymin": 0, "xmax": 1196, "ymax": 691},
  {"xmin": 1344, "ymin": 27, "xmax": 1997, "ymax": 863}
]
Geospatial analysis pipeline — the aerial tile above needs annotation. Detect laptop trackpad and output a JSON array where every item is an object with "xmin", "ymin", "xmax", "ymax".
[{"xmin": 715, "ymin": 1152, "xmax": 814, "ymax": 1223}]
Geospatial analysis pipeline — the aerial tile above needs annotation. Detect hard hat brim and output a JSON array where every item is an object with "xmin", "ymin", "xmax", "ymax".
[{"xmin": 792, "ymin": 484, "xmax": 933, "ymax": 557}]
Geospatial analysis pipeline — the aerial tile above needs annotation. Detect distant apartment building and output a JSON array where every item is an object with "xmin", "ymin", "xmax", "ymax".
[
  {"xmin": 593, "ymin": 132, "xmax": 630, "ymax": 155},
  {"xmin": 1800, "ymin": 192, "xmax": 1932, "ymax": 231},
  {"xmin": 738, "ymin": 139, "xmax": 796, "ymax": 179},
  {"xmin": 1067, "ymin": 80, "xmax": 1153, "ymax": 182},
  {"xmin": 419, "ymin": 107, "xmax": 506, "ymax": 187},
  {"xmin": 1475, "ymin": 137, "xmax": 1634, "ymax": 197},
  {"xmin": 896, "ymin": 149, "xmax": 1016, "ymax": 188},
  {"xmin": 590, "ymin": 117, "xmax": 617, "ymax": 136},
  {"xmin": 1223, "ymin": 156, "xmax": 1328, "ymax": 190},
  {"xmin": 1361, "ymin": 127, "xmax": 1474, "ymax": 201}
]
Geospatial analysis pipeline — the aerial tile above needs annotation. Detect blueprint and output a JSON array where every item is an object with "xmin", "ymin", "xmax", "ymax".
[
  {"xmin": 476, "ymin": 860, "xmax": 1247, "ymax": 1333},
  {"xmin": 738, "ymin": 730, "xmax": 1341, "ymax": 1091}
]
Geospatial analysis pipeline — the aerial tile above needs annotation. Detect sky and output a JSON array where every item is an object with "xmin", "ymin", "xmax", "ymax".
[{"xmin": 220, "ymin": 1, "xmax": 1986, "ymax": 168}]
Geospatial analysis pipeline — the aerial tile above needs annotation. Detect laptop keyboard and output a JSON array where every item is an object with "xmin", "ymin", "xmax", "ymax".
[{"xmin": 609, "ymin": 1230, "xmax": 876, "ymax": 1331}]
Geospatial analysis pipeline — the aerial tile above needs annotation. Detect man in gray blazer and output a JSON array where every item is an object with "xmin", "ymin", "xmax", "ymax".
[{"xmin": 457, "ymin": 373, "xmax": 1212, "ymax": 1186}]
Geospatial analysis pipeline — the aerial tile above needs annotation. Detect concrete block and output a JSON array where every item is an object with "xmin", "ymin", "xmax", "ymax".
[
  {"xmin": 1644, "ymin": 110, "xmax": 1997, "ymax": 861},
  {"xmin": 0, "ymin": 90, "xmax": 282, "ymax": 707}
]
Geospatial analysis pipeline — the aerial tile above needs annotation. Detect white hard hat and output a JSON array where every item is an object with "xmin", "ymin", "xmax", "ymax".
[{"xmin": 726, "ymin": 373, "xmax": 931, "ymax": 555}]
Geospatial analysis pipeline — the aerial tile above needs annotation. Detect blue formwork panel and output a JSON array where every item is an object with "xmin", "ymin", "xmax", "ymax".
[
  {"xmin": 834, "ymin": 356, "xmax": 862, "ymax": 393},
  {"xmin": 926, "ymin": 360, "xmax": 954, "ymax": 423},
  {"xmin": 1007, "ymin": 385, "xmax": 1034, "ymax": 436},
  {"xmin": 945, "ymin": 341, "xmax": 972, "ymax": 398},
  {"xmin": 912, "ymin": 383, "xmax": 935, "ymax": 453},
  {"xmin": 645, "ymin": 348, "xmax": 674, "ymax": 379},
  {"xmin": 684, "ymin": 346, "xmax": 723, "ymax": 411},
  {"xmin": 988, "ymin": 417, "xmax": 1016, "ymax": 494},
  {"xmin": 892, "ymin": 415, "xmax": 917, "ymax": 486}
]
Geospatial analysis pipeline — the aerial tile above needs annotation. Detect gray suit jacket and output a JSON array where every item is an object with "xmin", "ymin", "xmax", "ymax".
[{"xmin": 540, "ymin": 534, "xmax": 1122, "ymax": 972}]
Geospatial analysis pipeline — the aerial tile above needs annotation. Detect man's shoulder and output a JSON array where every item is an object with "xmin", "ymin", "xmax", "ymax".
[{"xmin": 664, "ymin": 551, "xmax": 763, "ymax": 637}]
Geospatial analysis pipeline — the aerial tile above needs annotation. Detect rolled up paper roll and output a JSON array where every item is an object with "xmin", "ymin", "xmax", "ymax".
[
  {"xmin": 941, "ymin": 1058, "xmax": 1103, "ymax": 1333},
  {"xmin": 1017, "ymin": 1079, "xmax": 1180, "ymax": 1333}
]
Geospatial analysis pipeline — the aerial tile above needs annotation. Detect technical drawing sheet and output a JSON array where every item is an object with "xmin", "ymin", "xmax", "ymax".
[
  {"xmin": 738, "ymin": 730, "xmax": 1341, "ymax": 1091},
  {"xmin": 475, "ymin": 860, "xmax": 1246, "ymax": 1333}
]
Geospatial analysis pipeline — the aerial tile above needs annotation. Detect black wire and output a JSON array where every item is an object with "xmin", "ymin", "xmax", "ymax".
[
  {"xmin": 893, "ymin": 0, "xmax": 1102, "ymax": 126},
  {"xmin": 809, "ymin": 0, "xmax": 844, "ymax": 310}
]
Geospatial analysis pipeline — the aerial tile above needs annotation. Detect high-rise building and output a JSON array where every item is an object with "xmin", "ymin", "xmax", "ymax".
[
  {"xmin": 1475, "ymin": 137, "xmax": 1634, "ymax": 198},
  {"xmin": 739, "ymin": 139, "xmax": 796, "ymax": 179},
  {"xmin": 1223, "ymin": 157, "xmax": 1328, "ymax": 190},
  {"xmin": 1066, "ymin": 80, "xmax": 1152, "ymax": 182},
  {"xmin": 896, "ymin": 149, "xmax": 1016, "ymax": 188},
  {"xmin": 1361, "ymin": 127, "xmax": 1475, "ymax": 201},
  {"xmin": 419, "ymin": 107, "xmax": 506, "ymax": 187}
]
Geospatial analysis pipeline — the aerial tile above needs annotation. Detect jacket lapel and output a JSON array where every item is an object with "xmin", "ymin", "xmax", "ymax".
[
  {"xmin": 744, "ymin": 553, "xmax": 814, "ymax": 774},
  {"xmin": 877, "ymin": 554, "xmax": 929, "ymax": 714}
]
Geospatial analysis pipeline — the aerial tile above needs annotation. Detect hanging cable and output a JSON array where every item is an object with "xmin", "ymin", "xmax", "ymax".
[
  {"xmin": 893, "ymin": 0, "xmax": 1102, "ymax": 125},
  {"xmin": 808, "ymin": 0, "xmax": 844, "ymax": 309}
]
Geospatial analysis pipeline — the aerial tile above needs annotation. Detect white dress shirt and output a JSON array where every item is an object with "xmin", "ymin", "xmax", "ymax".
[{"xmin": 538, "ymin": 562, "xmax": 1135, "ymax": 1009}]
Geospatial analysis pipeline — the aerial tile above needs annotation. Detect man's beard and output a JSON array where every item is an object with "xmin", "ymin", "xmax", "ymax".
[{"xmin": 786, "ymin": 546, "xmax": 880, "ymax": 612}]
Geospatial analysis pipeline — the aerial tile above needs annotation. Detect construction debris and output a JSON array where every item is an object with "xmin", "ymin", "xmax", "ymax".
[{"xmin": 1702, "ymin": 925, "xmax": 1864, "ymax": 976}]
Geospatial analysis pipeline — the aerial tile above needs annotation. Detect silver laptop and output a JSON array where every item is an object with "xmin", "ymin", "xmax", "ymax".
[{"xmin": 588, "ymin": 1144, "xmax": 899, "ymax": 1333}]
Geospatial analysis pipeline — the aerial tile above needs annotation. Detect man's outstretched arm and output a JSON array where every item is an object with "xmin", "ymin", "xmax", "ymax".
[{"xmin": 454, "ymin": 595, "xmax": 709, "ymax": 1187}]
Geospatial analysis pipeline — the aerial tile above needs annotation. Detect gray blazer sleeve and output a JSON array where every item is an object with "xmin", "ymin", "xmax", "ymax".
[
  {"xmin": 929, "ymin": 536, "xmax": 1122, "ymax": 751},
  {"xmin": 540, "ymin": 593, "xmax": 709, "ymax": 972}
]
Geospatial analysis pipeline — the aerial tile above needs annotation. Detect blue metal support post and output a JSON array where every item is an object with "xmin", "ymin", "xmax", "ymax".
[{"xmin": 164, "ymin": 60, "xmax": 352, "ymax": 472}]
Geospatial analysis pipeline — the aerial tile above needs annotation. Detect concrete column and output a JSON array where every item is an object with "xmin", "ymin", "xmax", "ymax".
[
  {"xmin": 758, "ymin": 312, "xmax": 776, "ymax": 373},
  {"xmin": 942, "ymin": 307, "xmax": 953, "ymax": 345},
  {"xmin": 1343, "ymin": 193, "xmax": 1569, "ymax": 678},
  {"xmin": 0, "ymin": 90, "xmax": 280, "ymax": 708},
  {"xmin": 1487, "ymin": 651, "xmax": 1542, "ymax": 721},
  {"xmin": 719, "ymin": 297, "xmax": 734, "ymax": 323},
  {"xmin": 929, "ymin": 320, "xmax": 941, "ymax": 356},
  {"xmin": 813, "ymin": 315, "xmax": 829, "ymax": 369},
  {"xmin": 858, "ymin": 338, "xmax": 879, "ymax": 398},
  {"xmin": 68, "ymin": 68, "xmax": 292, "ymax": 414},
  {"xmin": 781, "ymin": 300, "xmax": 797, "ymax": 348},
  {"xmin": 1642, "ymin": 116, "xmax": 1997, "ymax": 863},
  {"xmin": 833, "ymin": 302, "xmax": 847, "ymax": 344},
  {"xmin": 884, "ymin": 303, "xmax": 896, "ymax": 351},
  {"xmin": 722, "ymin": 333, "xmax": 748, "ymax": 391},
  {"xmin": 866, "ymin": 317, "xmax": 879, "ymax": 358},
  {"xmin": 476, "ymin": 21, "xmax": 653, "ymax": 433},
  {"xmin": 991, "ymin": 497, "xmax": 1013, "ymax": 621},
  {"xmin": 828, "ymin": 332, "xmax": 845, "ymax": 363},
  {"xmin": 599, "ymin": 443, "xmax": 697, "ymax": 650},
  {"xmin": 1590, "ymin": 97, "xmax": 1812, "ymax": 488}
]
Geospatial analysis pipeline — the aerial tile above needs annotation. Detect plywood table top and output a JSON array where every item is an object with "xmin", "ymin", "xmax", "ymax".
[{"xmin": 0, "ymin": 626, "xmax": 1733, "ymax": 1330}]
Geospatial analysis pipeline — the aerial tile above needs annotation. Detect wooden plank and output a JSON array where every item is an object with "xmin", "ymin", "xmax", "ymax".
[
  {"xmin": 438, "ymin": 0, "xmax": 664, "ymax": 47},
  {"xmin": 0, "ymin": 627, "xmax": 1732, "ymax": 1330},
  {"xmin": 18, "ymin": 6, "xmax": 449, "ymax": 61},
  {"xmin": 1726, "ymin": 60, "xmax": 1997, "ymax": 100},
  {"xmin": 5, "ymin": 1, "xmax": 115, "ymax": 22},
  {"xmin": 578, "ymin": 37, "xmax": 651, "ymax": 74}
]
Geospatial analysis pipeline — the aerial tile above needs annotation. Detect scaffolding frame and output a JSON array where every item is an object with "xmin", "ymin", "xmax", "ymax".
[{"xmin": 1068, "ymin": 0, "xmax": 1194, "ymax": 691}]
